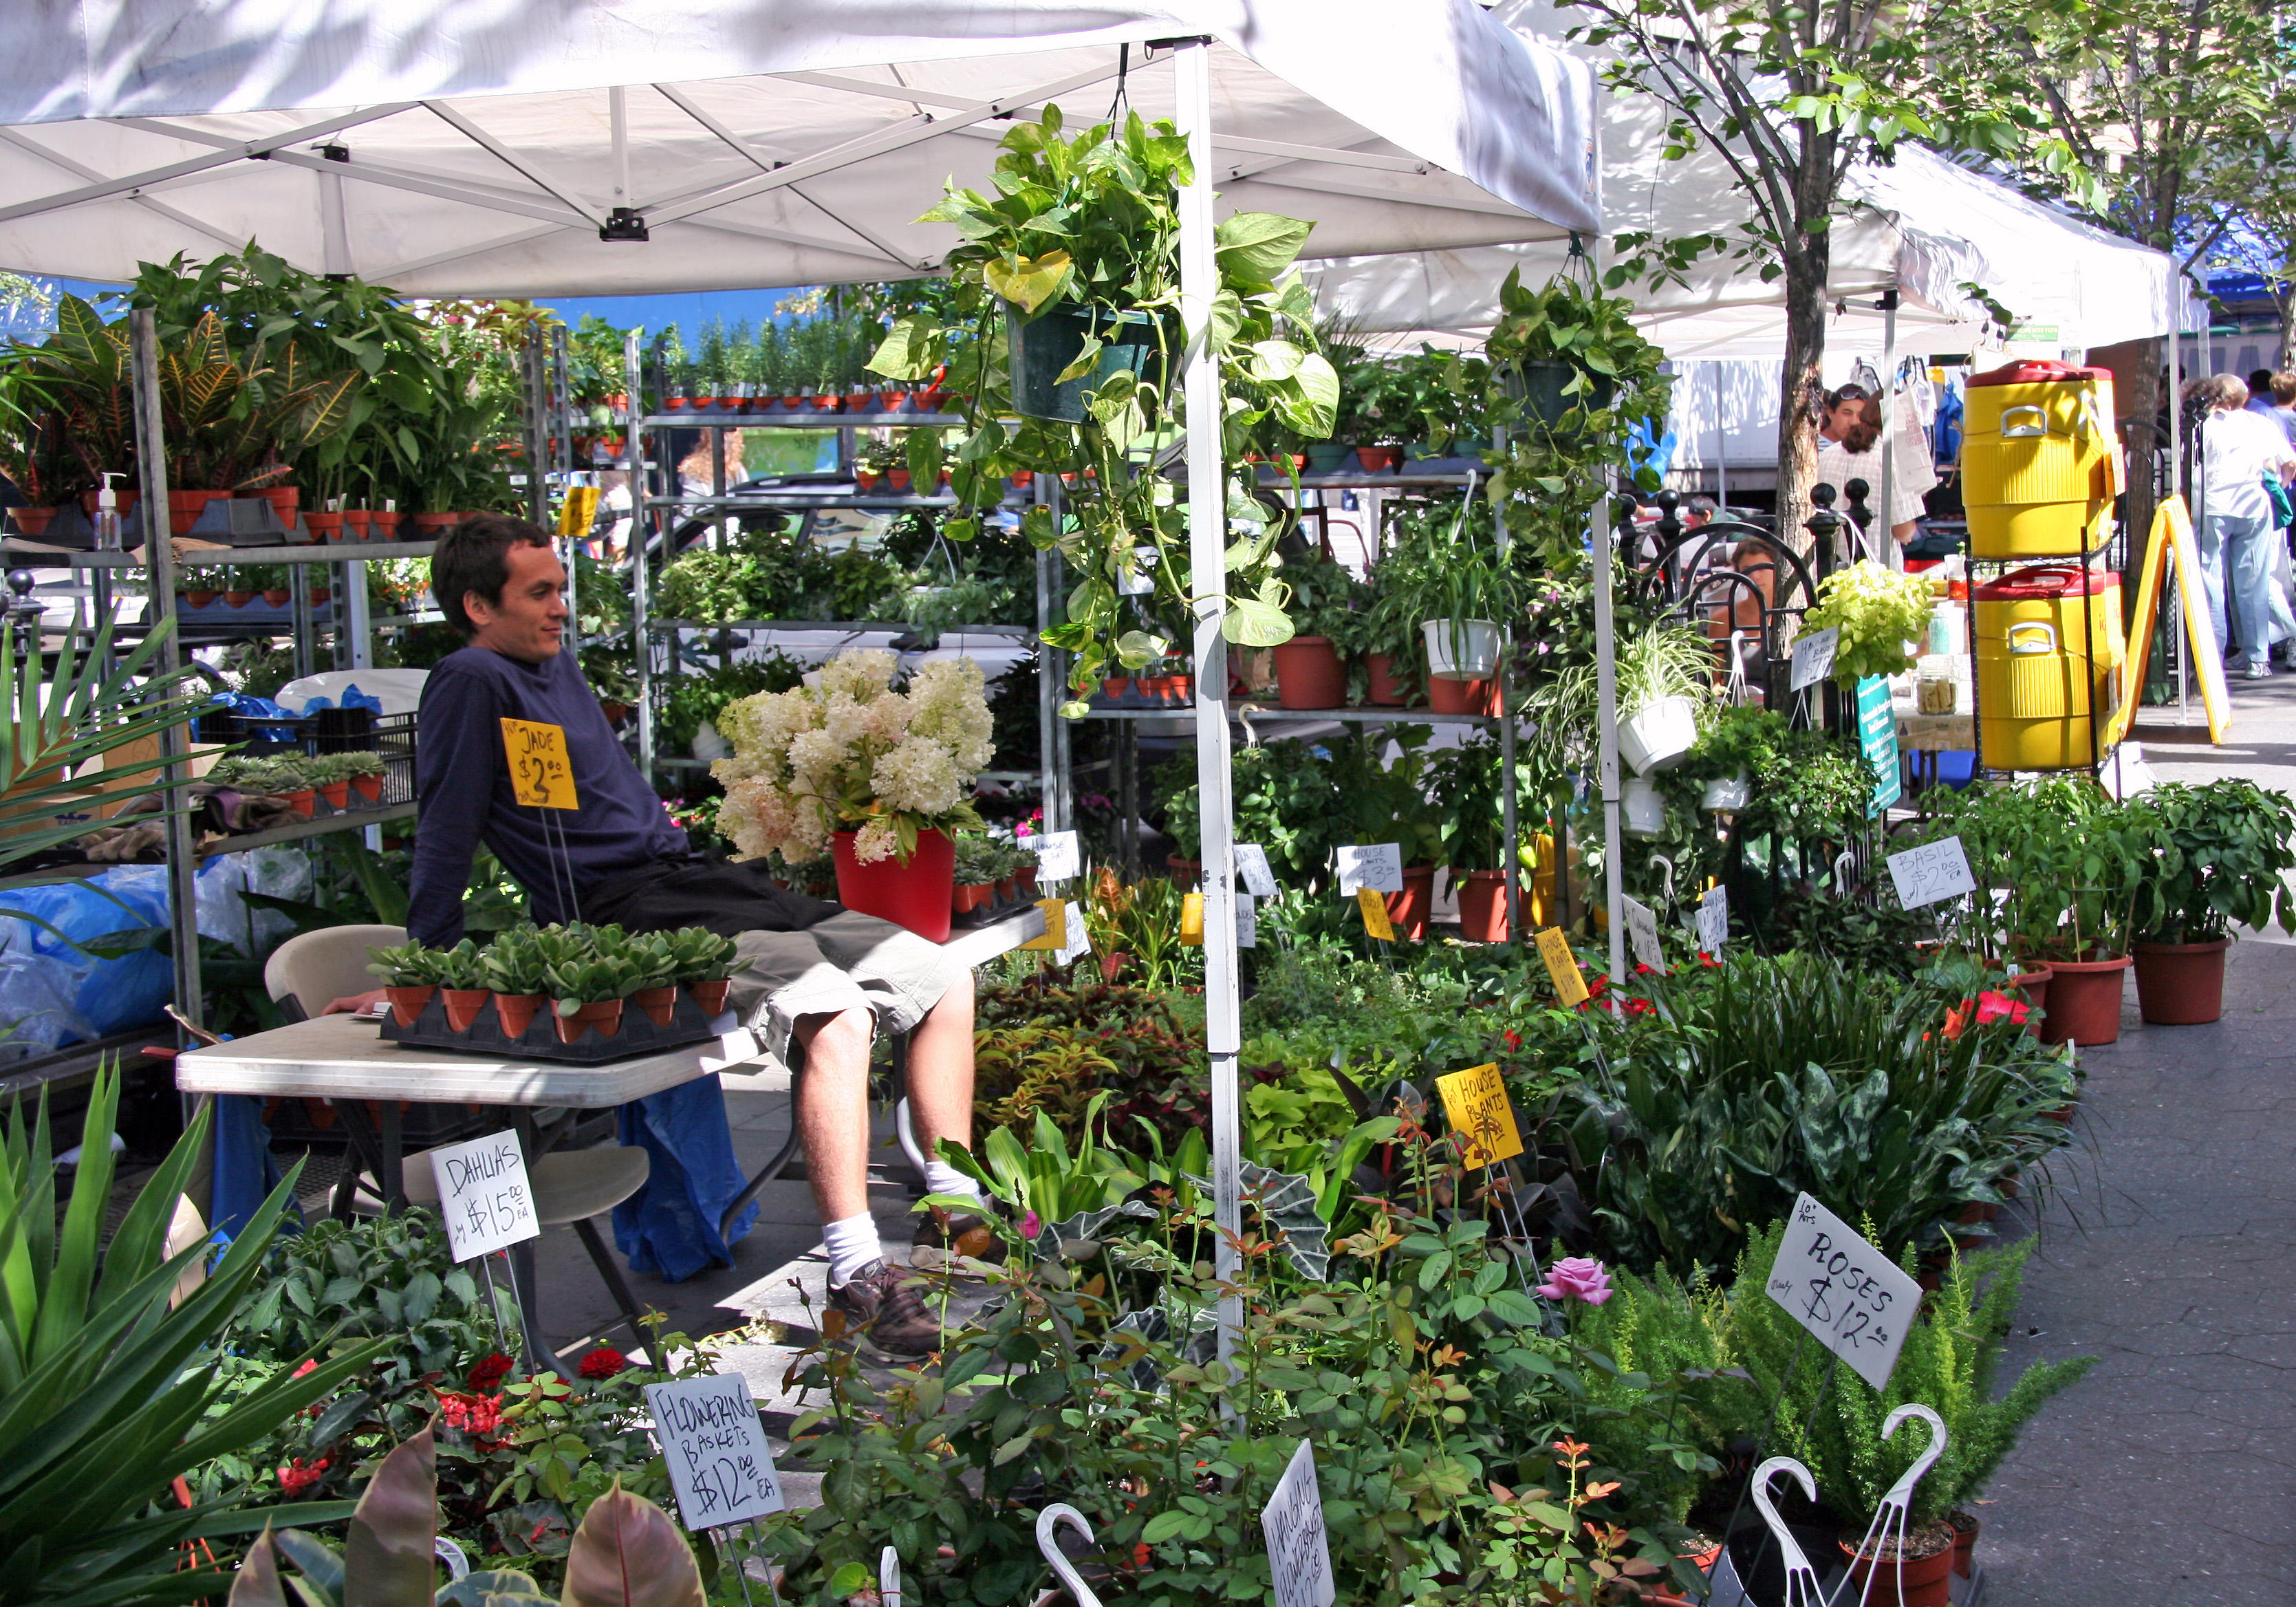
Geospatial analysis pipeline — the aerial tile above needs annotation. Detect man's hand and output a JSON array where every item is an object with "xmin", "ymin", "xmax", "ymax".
[{"xmin": 324, "ymin": 989, "xmax": 389, "ymax": 1016}]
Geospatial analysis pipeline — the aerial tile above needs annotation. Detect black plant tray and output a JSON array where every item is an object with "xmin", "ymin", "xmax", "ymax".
[{"xmin": 380, "ymin": 988, "xmax": 719, "ymax": 1064}]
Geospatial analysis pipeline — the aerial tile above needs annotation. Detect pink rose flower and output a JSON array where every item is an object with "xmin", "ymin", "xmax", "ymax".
[{"xmin": 1537, "ymin": 1256, "xmax": 1614, "ymax": 1306}]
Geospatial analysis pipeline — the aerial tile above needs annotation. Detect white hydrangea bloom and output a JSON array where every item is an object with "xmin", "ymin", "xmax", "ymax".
[
  {"xmin": 815, "ymin": 649, "xmax": 899, "ymax": 703},
  {"xmin": 871, "ymin": 735, "xmax": 964, "ymax": 817},
  {"xmin": 852, "ymin": 816, "xmax": 900, "ymax": 865}
]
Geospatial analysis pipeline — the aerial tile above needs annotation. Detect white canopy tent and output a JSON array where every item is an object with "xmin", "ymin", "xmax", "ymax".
[
  {"xmin": 0, "ymin": 0, "xmax": 1597, "ymax": 291},
  {"xmin": 1, "ymin": 0, "xmax": 1608, "ymax": 1363}
]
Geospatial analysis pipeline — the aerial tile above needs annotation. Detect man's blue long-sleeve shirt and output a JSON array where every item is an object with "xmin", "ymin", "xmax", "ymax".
[{"xmin": 407, "ymin": 645, "xmax": 686, "ymax": 946}]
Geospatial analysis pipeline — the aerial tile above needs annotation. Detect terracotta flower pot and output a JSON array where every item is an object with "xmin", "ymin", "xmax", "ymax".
[
  {"xmin": 341, "ymin": 510, "xmax": 371, "ymax": 541},
  {"xmin": 2038, "ymin": 953, "xmax": 2132, "ymax": 1046},
  {"xmin": 2132, "ymin": 936, "xmax": 2231, "ymax": 1025},
  {"xmin": 9, "ymin": 506, "xmax": 54, "ymax": 536},
  {"xmin": 317, "ymin": 780, "xmax": 349, "ymax": 810},
  {"xmin": 854, "ymin": 468, "xmax": 880, "ymax": 491},
  {"xmin": 167, "ymin": 488, "xmax": 230, "ymax": 535},
  {"xmin": 440, "ymin": 988, "xmax": 488, "ymax": 1033},
  {"xmin": 1947, "ymin": 1511, "xmax": 1979, "ymax": 1579},
  {"xmin": 2002, "ymin": 965, "xmax": 2052, "ymax": 1031},
  {"xmin": 1839, "ymin": 1524, "xmax": 1956, "ymax": 1607},
  {"xmin": 554, "ymin": 998, "xmax": 624, "ymax": 1044},
  {"xmin": 887, "ymin": 467, "xmax": 913, "ymax": 492},
  {"xmin": 1427, "ymin": 675, "xmax": 1500, "ymax": 716},
  {"xmin": 1386, "ymin": 863, "xmax": 1438, "ymax": 942},
  {"xmin": 1102, "ymin": 676, "xmax": 1132, "ymax": 700},
  {"xmin": 492, "ymin": 992, "xmax": 543, "ymax": 1039},
  {"xmin": 262, "ymin": 588, "xmax": 291, "ymax": 605},
  {"xmin": 384, "ymin": 984, "xmax": 435, "ymax": 1027},
  {"xmin": 351, "ymin": 773, "xmax": 385, "ymax": 802},
  {"xmin": 305, "ymin": 510, "xmax": 345, "ymax": 541},
  {"xmin": 633, "ymin": 984, "xmax": 680, "ymax": 1028},
  {"xmin": 184, "ymin": 590, "xmax": 218, "ymax": 608},
  {"xmin": 1167, "ymin": 673, "xmax": 1195, "ymax": 704},
  {"xmin": 1354, "ymin": 445, "xmax": 1401, "ymax": 472},
  {"xmin": 951, "ymin": 883, "xmax": 988, "ymax": 914},
  {"xmin": 1017, "ymin": 865, "xmax": 1037, "ymax": 896},
  {"xmin": 1271, "ymin": 636, "xmax": 1346, "ymax": 709},
  {"xmin": 686, "ymin": 978, "xmax": 732, "ymax": 1017},
  {"xmin": 279, "ymin": 788, "xmax": 316, "ymax": 820},
  {"xmin": 254, "ymin": 486, "xmax": 299, "ymax": 526},
  {"xmin": 224, "ymin": 590, "xmax": 254, "ymax": 607},
  {"xmin": 413, "ymin": 511, "xmax": 459, "ymax": 534},
  {"xmin": 312, "ymin": 587, "xmax": 332, "ymax": 604},
  {"xmin": 1363, "ymin": 652, "xmax": 1409, "ymax": 705},
  {"xmin": 1455, "ymin": 869, "xmax": 1510, "ymax": 942}
]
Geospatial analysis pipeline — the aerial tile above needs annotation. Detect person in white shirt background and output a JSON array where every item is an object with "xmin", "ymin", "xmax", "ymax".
[
  {"xmin": 2194, "ymin": 373, "xmax": 2296, "ymax": 678},
  {"xmin": 1816, "ymin": 383, "xmax": 1938, "ymax": 565}
]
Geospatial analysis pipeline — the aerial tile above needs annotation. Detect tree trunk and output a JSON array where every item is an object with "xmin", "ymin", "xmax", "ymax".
[{"xmin": 1775, "ymin": 240, "xmax": 1832, "ymax": 564}]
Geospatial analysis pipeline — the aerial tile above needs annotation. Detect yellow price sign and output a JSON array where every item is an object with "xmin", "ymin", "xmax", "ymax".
[
  {"xmin": 1436, "ymin": 1061, "xmax": 1524, "ymax": 1169},
  {"xmin": 1180, "ymin": 891, "xmax": 1205, "ymax": 946},
  {"xmin": 1357, "ymin": 886, "xmax": 1395, "ymax": 942},
  {"xmin": 1021, "ymin": 897, "xmax": 1066, "ymax": 951},
  {"xmin": 499, "ymin": 720, "xmax": 580, "ymax": 810},
  {"xmin": 556, "ymin": 484, "xmax": 600, "ymax": 539},
  {"xmin": 1535, "ymin": 926, "xmax": 1589, "ymax": 1006}
]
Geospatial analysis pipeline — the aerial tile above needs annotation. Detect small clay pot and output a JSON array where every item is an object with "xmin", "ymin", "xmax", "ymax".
[
  {"xmin": 686, "ymin": 978, "xmax": 732, "ymax": 1017},
  {"xmin": 224, "ymin": 590, "xmax": 254, "ymax": 607},
  {"xmin": 279, "ymin": 788, "xmax": 316, "ymax": 820},
  {"xmin": 492, "ymin": 992, "xmax": 543, "ymax": 1039},
  {"xmin": 1017, "ymin": 865, "xmax": 1037, "ymax": 896},
  {"xmin": 633, "ymin": 985, "xmax": 679, "ymax": 1028},
  {"xmin": 10, "ymin": 506, "xmax": 55, "ymax": 536},
  {"xmin": 317, "ymin": 780, "xmax": 350, "ymax": 810},
  {"xmin": 952, "ymin": 883, "xmax": 989, "ymax": 914},
  {"xmin": 1354, "ymin": 445, "xmax": 1402, "ymax": 472},
  {"xmin": 1947, "ymin": 1510, "xmax": 1979, "ymax": 1579},
  {"xmin": 1363, "ymin": 653, "xmax": 1409, "ymax": 706},
  {"xmin": 1102, "ymin": 676, "xmax": 1132, "ymax": 700},
  {"xmin": 351, "ymin": 773, "xmax": 385, "ymax": 802},
  {"xmin": 184, "ymin": 590, "xmax": 219, "ymax": 607},
  {"xmin": 304, "ymin": 510, "xmax": 345, "ymax": 541},
  {"xmin": 1839, "ymin": 1522, "xmax": 1956, "ymax": 1607},
  {"xmin": 384, "ymin": 984, "xmax": 435, "ymax": 1028},
  {"xmin": 311, "ymin": 587, "xmax": 332, "ymax": 604},
  {"xmin": 440, "ymin": 988, "xmax": 488, "ymax": 1033},
  {"xmin": 262, "ymin": 588, "xmax": 291, "ymax": 605}
]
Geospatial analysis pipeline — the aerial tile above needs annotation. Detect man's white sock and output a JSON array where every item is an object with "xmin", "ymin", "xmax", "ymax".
[
  {"xmin": 823, "ymin": 1212, "xmax": 882, "ymax": 1288},
  {"xmin": 922, "ymin": 1158, "xmax": 986, "ymax": 1212}
]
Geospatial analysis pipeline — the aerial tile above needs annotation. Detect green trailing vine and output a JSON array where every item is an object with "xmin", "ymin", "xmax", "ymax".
[{"xmin": 868, "ymin": 107, "xmax": 1338, "ymax": 713}]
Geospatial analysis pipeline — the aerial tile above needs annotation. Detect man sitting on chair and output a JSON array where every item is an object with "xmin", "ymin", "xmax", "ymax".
[{"xmin": 331, "ymin": 515, "xmax": 985, "ymax": 1357}]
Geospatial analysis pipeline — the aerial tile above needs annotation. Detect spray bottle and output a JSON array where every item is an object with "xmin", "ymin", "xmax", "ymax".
[{"xmin": 92, "ymin": 472, "xmax": 125, "ymax": 552}]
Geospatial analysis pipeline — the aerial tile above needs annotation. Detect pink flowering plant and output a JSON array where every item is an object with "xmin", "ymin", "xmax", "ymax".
[
  {"xmin": 1537, "ymin": 1255, "xmax": 1614, "ymax": 1307},
  {"xmin": 713, "ymin": 647, "xmax": 995, "ymax": 865}
]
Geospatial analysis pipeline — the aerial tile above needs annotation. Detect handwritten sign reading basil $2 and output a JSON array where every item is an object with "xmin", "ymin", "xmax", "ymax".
[
  {"xmin": 645, "ymin": 1372, "xmax": 786, "ymax": 1531},
  {"xmin": 1766, "ymin": 1192, "xmax": 1923, "ymax": 1391}
]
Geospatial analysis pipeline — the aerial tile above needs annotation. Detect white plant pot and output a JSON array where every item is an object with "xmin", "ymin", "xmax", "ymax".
[
  {"xmin": 691, "ymin": 718, "xmax": 730, "ymax": 763},
  {"xmin": 1702, "ymin": 772, "xmax": 1751, "ymax": 812},
  {"xmin": 1622, "ymin": 775, "xmax": 1666, "ymax": 837},
  {"xmin": 1618, "ymin": 695, "xmax": 1700, "ymax": 775},
  {"xmin": 1422, "ymin": 617, "xmax": 1502, "ymax": 680}
]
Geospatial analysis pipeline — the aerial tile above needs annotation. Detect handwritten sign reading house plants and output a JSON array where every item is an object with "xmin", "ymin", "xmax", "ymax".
[
  {"xmin": 1333, "ymin": 842, "xmax": 1403, "ymax": 895},
  {"xmin": 645, "ymin": 1372, "xmax": 788, "ymax": 1529},
  {"xmin": 1436, "ymin": 1062, "xmax": 1524, "ymax": 1169},
  {"xmin": 1765, "ymin": 1192, "xmax": 1923, "ymax": 1391}
]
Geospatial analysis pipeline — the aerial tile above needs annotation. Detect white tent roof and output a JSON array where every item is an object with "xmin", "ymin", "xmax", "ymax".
[
  {"xmin": 1309, "ymin": 6, "xmax": 2184, "ymax": 357},
  {"xmin": 0, "ymin": 0, "xmax": 1598, "ymax": 294}
]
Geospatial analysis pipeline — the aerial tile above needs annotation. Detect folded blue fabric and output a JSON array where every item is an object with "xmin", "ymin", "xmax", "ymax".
[{"xmin": 612, "ymin": 1074, "xmax": 758, "ymax": 1282}]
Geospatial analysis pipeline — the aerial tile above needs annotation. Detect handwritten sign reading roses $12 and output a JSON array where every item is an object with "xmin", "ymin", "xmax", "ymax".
[{"xmin": 1766, "ymin": 1192, "xmax": 1923, "ymax": 1391}]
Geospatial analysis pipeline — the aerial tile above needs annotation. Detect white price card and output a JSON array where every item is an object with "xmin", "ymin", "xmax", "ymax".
[
  {"xmin": 1621, "ymin": 894, "xmax": 1666, "ymax": 974},
  {"xmin": 1237, "ymin": 892, "xmax": 1257, "ymax": 948},
  {"xmin": 1059, "ymin": 899, "xmax": 1091, "ymax": 964},
  {"xmin": 1696, "ymin": 885, "xmax": 1729, "ymax": 953},
  {"xmin": 1885, "ymin": 836, "xmax": 1977, "ymax": 909},
  {"xmin": 1034, "ymin": 829, "xmax": 1081, "ymax": 884},
  {"xmin": 1261, "ymin": 1439, "xmax": 1336, "ymax": 1607},
  {"xmin": 1235, "ymin": 843, "xmax": 1280, "ymax": 899},
  {"xmin": 645, "ymin": 1372, "xmax": 788, "ymax": 1531},
  {"xmin": 1766, "ymin": 1193, "xmax": 1923, "ymax": 1392},
  {"xmin": 1790, "ymin": 625, "xmax": 1840, "ymax": 691},
  {"xmin": 1119, "ymin": 543, "xmax": 1158, "ymax": 595},
  {"xmin": 429, "ymin": 1131, "xmax": 540, "ymax": 1262},
  {"xmin": 1333, "ymin": 842, "xmax": 1403, "ymax": 895}
]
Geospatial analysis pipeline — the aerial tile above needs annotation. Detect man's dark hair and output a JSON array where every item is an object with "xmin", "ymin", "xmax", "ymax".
[
  {"xmin": 432, "ymin": 515, "xmax": 554, "ymax": 637},
  {"xmin": 1683, "ymin": 494, "xmax": 1718, "ymax": 524},
  {"xmin": 2252, "ymin": 369, "xmax": 2277, "ymax": 396}
]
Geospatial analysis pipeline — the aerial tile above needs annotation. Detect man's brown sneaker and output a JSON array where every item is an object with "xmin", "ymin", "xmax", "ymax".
[
  {"xmin": 825, "ymin": 1260, "xmax": 942, "ymax": 1358},
  {"xmin": 909, "ymin": 1205, "xmax": 1008, "ymax": 1274}
]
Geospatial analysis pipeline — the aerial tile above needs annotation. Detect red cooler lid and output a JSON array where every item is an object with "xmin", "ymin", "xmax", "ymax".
[
  {"xmin": 1971, "ymin": 565, "xmax": 2115, "ymax": 600},
  {"xmin": 1968, "ymin": 359, "xmax": 2114, "ymax": 388}
]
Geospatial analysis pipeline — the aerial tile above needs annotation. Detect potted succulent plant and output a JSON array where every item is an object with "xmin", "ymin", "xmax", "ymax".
[
  {"xmin": 430, "ymin": 938, "xmax": 488, "ymax": 1033},
  {"xmin": 540, "ymin": 925, "xmax": 640, "ymax": 1043},
  {"xmin": 338, "ymin": 749, "xmax": 389, "ymax": 804},
  {"xmin": 2128, "ymin": 779, "xmax": 2296, "ymax": 1024},
  {"xmin": 365, "ymin": 940, "xmax": 448, "ymax": 1026},
  {"xmin": 475, "ymin": 925, "xmax": 550, "ymax": 1039},
  {"xmin": 667, "ymin": 926, "xmax": 739, "ymax": 1017},
  {"xmin": 951, "ymin": 836, "xmax": 1000, "ymax": 914}
]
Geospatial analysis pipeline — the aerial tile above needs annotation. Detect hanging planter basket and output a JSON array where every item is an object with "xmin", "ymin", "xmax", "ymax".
[
  {"xmin": 1701, "ymin": 771, "xmax": 1751, "ymax": 812},
  {"xmin": 1004, "ymin": 303, "xmax": 1165, "ymax": 423},
  {"xmin": 1509, "ymin": 359, "xmax": 1616, "ymax": 426},
  {"xmin": 1618, "ymin": 695, "xmax": 1700, "ymax": 775},
  {"xmin": 1422, "ymin": 618, "xmax": 1502, "ymax": 681},
  {"xmin": 1622, "ymin": 775, "xmax": 1666, "ymax": 837}
]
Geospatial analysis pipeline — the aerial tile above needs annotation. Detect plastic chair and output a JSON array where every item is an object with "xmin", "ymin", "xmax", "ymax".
[{"xmin": 262, "ymin": 924, "xmax": 656, "ymax": 1357}]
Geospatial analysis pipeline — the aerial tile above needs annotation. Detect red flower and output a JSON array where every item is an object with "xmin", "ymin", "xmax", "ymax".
[
  {"xmin": 278, "ymin": 1456, "xmax": 329, "ymax": 1496},
  {"xmin": 466, "ymin": 1352, "xmax": 514, "ymax": 1391},
  {"xmin": 1973, "ymin": 990, "xmax": 2029, "ymax": 1026},
  {"xmin": 1698, "ymin": 952, "xmax": 1722, "ymax": 967},
  {"xmin": 435, "ymin": 1390, "xmax": 504, "ymax": 1437},
  {"xmin": 576, "ymin": 1346, "xmax": 627, "ymax": 1379},
  {"xmin": 1502, "ymin": 1029, "xmax": 1521, "ymax": 1050},
  {"xmin": 292, "ymin": 1358, "xmax": 319, "ymax": 1379},
  {"xmin": 1132, "ymin": 1542, "xmax": 1151, "ymax": 1571}
]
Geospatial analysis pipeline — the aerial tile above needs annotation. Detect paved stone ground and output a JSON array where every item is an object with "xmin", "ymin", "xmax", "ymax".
[{"xmin": 1980, "ymin": 672, "xmax": 2296, "ymax": 1604}]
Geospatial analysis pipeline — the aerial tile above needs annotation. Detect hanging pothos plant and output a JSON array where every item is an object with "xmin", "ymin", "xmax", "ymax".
[
  {"xmin": 869, "ymin": 107, "xmax": 1339, "ymax": 714},
  {"xmin": 1479, "ymin": 268, "xmax": 1671, "ymax": 566}
]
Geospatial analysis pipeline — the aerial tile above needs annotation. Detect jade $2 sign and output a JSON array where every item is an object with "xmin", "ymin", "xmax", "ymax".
[
  {"xmin": 1766, "ymin": 1193, "xmax": 1923, "ymax": 1390},
  {"xmin": 645, "ymin": 1372, "xmax": 787, "ymax": 1530}
]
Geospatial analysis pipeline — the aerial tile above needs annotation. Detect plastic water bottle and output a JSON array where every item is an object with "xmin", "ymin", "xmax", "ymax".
[{"xmin": 91, "ymin": 472, "xmax": 124, "ymax": 552}]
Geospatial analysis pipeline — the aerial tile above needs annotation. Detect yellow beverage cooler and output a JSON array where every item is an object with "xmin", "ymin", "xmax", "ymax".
[
  {"xmin": 1961, "ymin": 360, "xmax": 2125, "ymax": 558},
  {"xmin": 1971, "ymin": 565, "xmax": 2124, "ymax": 768}
]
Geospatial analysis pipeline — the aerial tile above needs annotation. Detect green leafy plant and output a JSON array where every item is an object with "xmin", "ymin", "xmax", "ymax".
[
  {"xmin": 2130, "ymin": 778, "xmax": 2296, "ymax": 943},
  {"xmin": 1804, "ymin": 560, "xmax": 1936, "ymax": 685},
  {"xmin": 872, "ymin": 107, "xmax": 1336, "ymax": 704},
  {"xmin": 473, "ymin": 925, "xmax": 548, "ymax": 995},
  {"xmin": 1918, "ymin": 777, "xmax": 2154, "ymax": 962},
  {"xmin": 0, "ymin": 1066, "xmax": 383, "ymax": 1607},
  {"xmin": 365, "ymin": 940, "xmax": 449, "ymax": 989}
]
